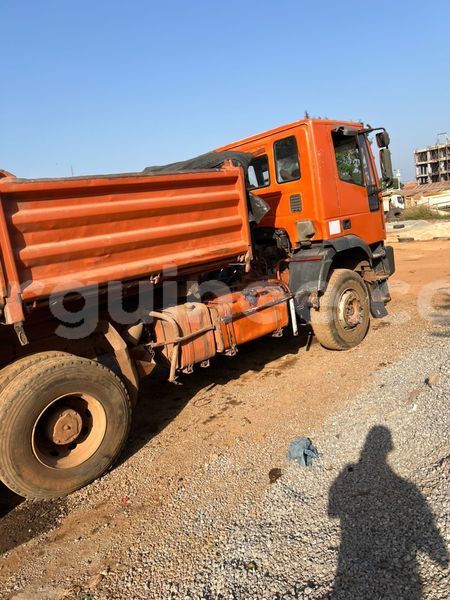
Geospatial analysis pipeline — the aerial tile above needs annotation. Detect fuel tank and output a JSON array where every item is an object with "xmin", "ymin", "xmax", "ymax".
[
  {"xmin": 207, "ymin": 284, "xmax": 289, "ymax": 351},
  {"xmin": 152, "ymin": 302, "xmax": 216, "ymax": 370},
  {"xmin": 151, "ymin": 283, "xmax": 289, "ymax": 375}
]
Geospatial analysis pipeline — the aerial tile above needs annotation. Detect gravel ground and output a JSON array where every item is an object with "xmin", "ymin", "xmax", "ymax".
[
  {"xmin": 4, "ymin": 330, "xmax": 449, "ymax": 600},
  {"xmin": 1, "ymin": 241, "xmax": 449, "ymax": 600},
  {"xmin": 91, "ymin": 337, "xmax": 449, "ymax": 600}
]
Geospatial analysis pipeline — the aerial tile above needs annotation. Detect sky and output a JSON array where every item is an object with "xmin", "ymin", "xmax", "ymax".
[{"xmin": 1, "ymin": 0, "xmax": 449, "ymax": 183}]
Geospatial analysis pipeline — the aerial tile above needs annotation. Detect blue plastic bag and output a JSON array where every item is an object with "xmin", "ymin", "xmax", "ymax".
[{"xmin": 288, "ymin": 436, "xmax": 319, "ymax": 467}]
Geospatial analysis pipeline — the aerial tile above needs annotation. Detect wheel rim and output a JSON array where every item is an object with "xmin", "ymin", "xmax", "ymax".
[
  {"xmin": 32, "ymin": 393, "xmax": 107, "ymax": 469},
  {"xmin": 337, "ymin": 288, "xmax": 364, "ymax": 330}
]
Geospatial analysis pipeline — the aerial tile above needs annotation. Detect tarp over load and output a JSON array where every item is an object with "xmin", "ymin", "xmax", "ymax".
[{"xmin": 143, "ymin": 151, "xmax": 270, "ymax": 224}]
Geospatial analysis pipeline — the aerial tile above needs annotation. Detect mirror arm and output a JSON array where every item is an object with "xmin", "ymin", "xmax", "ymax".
[{"xmin": 359, "ymin": 126, "xmax": 386, "ymax": 136}]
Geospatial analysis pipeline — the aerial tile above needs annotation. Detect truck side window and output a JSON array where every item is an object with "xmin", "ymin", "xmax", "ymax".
[
  {"xmin": 332, "ymin": 132, "xmax": 363, "ymax": 186},
  {"xmin": 247, "ymin": 155, "xmax": 270, "ymax": 189},
  {"xmin": 274, "ymin": 136, "xmax": 301, "ymax": 183}
]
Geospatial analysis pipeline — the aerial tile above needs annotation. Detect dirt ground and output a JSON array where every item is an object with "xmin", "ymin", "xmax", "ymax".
[{"xmin": 0, "ymin": 240, "xmax": 449, "ymax": 599}]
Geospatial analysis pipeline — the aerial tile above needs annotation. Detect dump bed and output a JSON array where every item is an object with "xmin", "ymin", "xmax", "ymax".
[{"xmin": 0, "ymin": 165, "xmax": 251, "ymax": 325}]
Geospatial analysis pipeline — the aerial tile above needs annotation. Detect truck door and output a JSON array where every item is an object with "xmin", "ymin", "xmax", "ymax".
[{"xmin": 331, "ymin": 130, "xmax": 383, "ymax": 242}]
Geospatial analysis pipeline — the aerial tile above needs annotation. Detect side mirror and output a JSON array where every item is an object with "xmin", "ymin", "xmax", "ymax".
[
  {"xmin": 380, "ymin": 148, "xmax": 394, "ymax": 187},
  {"xmin": 376, "ymin": 131, "xmax": 390, "ymax": 148}
]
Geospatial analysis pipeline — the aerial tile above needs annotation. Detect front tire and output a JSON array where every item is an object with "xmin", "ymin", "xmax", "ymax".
[
  {"xmin": 310, "ymin": 269, "xmax": 370, "ymax": 350},
  {"xmin": 0, "ymin": 354, "xmax": 131, "ymax": 499}
]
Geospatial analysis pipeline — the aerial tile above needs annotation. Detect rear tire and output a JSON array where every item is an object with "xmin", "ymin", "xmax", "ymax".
[
  {"xmin": 310, "ymin": 269, "xmax": 370, "ymax": 350},
  {"xmin": 0, "ymin": 354, "xmax": 131, "ymax": 499},
  {"xmin": 0, "ymin": 351, "xmax": 70, "ymax": 392}
]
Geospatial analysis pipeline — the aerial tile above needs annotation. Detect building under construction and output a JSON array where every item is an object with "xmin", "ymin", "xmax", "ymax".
[{"xmin": 415, "ymin": 134, "xmax": 450, "ymax": 184}]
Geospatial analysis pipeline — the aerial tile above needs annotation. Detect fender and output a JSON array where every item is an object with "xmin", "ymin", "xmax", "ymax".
[
  {"xmin": 288, "ymin": 245, "xmax": 334, "ymax": 295},
  {"xmin": 324, "ymin": 234, "xmax": 374, "ymax": 261},
  {"xmin": 289, "ymin": 235, "xmax": 373, "ymax": 295}
]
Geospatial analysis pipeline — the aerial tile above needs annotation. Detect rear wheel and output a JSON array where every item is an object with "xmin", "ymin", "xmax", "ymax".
[
  {"xmin": 0, "ymin": 354, "xmax": 131, "ymax": 499},
  {"xmin": 310, "ymin": 268, "xmax": 370, "ymax": 350}
]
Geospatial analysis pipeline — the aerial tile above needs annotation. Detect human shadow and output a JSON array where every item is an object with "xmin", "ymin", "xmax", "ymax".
[{"xmin": 328, "ymin": 426, "xmax": 449, "ymax": 599}]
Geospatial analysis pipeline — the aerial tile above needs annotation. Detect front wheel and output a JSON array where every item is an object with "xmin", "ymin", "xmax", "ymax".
[
  {"xmin": 0, "ymin": 354, "xmax": 132, "ymax": 499},
  {"xmin": 310, "ymin": 269, "xmax": 370, "ymax": 350}
]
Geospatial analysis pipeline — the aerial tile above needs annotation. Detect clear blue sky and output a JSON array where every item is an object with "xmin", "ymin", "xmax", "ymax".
[{"xmin": 2, "ymin": 0, "xmax": 449, "ymax": 182}]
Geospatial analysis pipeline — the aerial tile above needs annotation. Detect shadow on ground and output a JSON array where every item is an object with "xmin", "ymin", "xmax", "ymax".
[
  {"xmin": 329, "ymin": 426, "xmax": 449, "ymax": 599},
  {"xmin": 0, "ymin": 483, "xmax": 22, "ymax": 519},
  {"xmin": 0, "ymin": 483, "xmax": 67, "ymax": 556}
]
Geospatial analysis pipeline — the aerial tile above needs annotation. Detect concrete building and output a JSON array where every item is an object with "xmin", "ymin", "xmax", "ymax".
[{"xmin": 415, "ymin": 134, "xmax": 450, "ymax": 184}]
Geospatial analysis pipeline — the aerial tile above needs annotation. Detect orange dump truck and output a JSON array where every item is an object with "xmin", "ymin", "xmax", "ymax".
[{"xmin": 0, "ymin": 118, "xmax": 395, "ymax": 499}]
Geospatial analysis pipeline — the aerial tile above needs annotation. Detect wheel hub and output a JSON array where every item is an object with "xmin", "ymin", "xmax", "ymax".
[
  {"xmin": 33, "ymin": 393, "xmax": 107, "ymax": 469},
  {"xmin": 45, "ymin": 407, "xmax": 83, "ymax": 445},
  {"xmin": 338, "ymin": 289, "xmax": 363, "ymax": 329}
]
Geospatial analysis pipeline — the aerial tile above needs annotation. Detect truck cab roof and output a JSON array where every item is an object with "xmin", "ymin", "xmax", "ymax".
[{"xmin": 217, "ymin": 118, "xmax": 364, "ymax": 152}]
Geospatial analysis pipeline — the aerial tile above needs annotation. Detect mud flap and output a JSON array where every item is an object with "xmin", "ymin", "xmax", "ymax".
[{"xmin": 368, "ymin": 280, "xmax": 390, "ymax": 318}]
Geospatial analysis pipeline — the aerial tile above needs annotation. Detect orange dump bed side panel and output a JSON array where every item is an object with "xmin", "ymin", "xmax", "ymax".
[{"xmin": 0, "ymin": 167, "xmax": 251, "ymax": 317}]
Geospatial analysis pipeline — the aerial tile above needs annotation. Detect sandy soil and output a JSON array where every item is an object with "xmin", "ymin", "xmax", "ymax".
[{"xmin": 0, "ymin": 240, "xmax": 449, "ymax": 599}]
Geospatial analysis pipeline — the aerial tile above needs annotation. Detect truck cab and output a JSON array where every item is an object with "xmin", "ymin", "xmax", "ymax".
[
  {"xmin": 219, "ymin": 118, "xmax": 395, "ymax": 347},
  {"xmin": 218, "ymin": 118, "xmax": 388, "ymax": 249}
]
